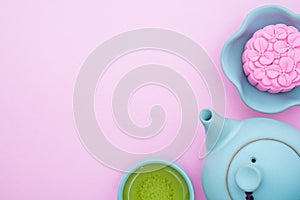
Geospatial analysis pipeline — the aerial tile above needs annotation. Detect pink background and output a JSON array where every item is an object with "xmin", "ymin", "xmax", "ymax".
[{"xmin": 1, "ymin": 0, "xmax": 300, "ymax": 199}]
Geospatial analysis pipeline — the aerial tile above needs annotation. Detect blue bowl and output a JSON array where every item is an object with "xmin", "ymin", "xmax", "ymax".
[
  {"xmin": 118, "ymin": 159, "xmax": 195, "ymax": 200},
  {"xmin": 221, "ymin": 5, "xmax": 300, "ymax": 113}
]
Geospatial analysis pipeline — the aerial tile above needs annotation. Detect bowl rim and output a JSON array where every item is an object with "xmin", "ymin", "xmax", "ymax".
[
  {"xmin": 221, "ymin": 5, "xmax": 300, "ymax": 113},
  {"xmin": 117, "ymin": 159, "xmax": 195, "ymax": 200}
]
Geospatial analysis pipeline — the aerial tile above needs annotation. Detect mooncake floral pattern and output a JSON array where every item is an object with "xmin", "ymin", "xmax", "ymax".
[{"xmin": 243, "ymin": 24, "xmax": 300, "ymax": 93}]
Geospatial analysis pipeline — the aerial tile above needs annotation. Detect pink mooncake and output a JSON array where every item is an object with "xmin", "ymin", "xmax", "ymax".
[{"xmin": 242, "ymin": 24, "xmax": 300, "ymax": 93}]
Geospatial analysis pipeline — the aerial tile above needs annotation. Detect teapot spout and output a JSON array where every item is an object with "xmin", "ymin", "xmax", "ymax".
[
  {"xmin": 199, "ymin": 109, "xmax": 240, "ymax": 153},
  {"xmin": 200, "ymin": 109, "xmax": 223, "ymax": 133}
]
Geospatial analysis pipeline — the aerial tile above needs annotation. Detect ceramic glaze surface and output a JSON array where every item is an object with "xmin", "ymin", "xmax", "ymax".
[
  {"xmin": 200, "ymin": 109, "xmax": 300, "ymax": 200},
  {"xmin": 222, "ymin": 5, "xmax": 300, "ymax": 113}
]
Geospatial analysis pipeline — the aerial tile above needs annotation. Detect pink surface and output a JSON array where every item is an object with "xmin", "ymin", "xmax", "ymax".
[
  {"xmin": 1, "ymin": 0, "xmax": 300, "ymax": 200},
  {"xmin": 243, "ymin": 24, "xmax": 300, "ymax": 93}
]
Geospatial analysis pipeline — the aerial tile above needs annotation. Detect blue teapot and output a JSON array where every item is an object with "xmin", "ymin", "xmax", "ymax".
[{"xmin": 199, "ymin": 109, "xmax": 300, "ymax": 200}]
